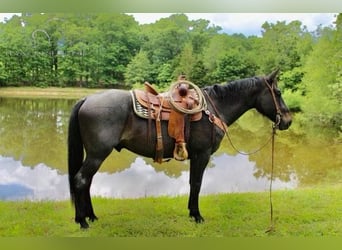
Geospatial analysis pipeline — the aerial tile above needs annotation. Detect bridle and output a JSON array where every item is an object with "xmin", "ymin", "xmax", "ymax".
[{"xmin": 263, "ymin": 78, "xmax": 282, "ymax": 129}]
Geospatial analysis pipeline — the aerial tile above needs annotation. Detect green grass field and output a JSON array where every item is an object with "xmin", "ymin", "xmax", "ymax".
[{"xmin": 0, "ymin": 185, "xmax": 341, "ymax": 237}]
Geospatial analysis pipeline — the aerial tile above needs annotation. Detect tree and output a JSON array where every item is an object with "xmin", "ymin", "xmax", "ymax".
[
  {"xmin": 0, "ymin": 15, "xmax": 33, "ymax": 85},
  {"xmin": 138, "ymin": 14, "xmax": 222, "ymax": 85},
  {"xmin": 189, "ymin": 59, "xmax": 207, "ymax": 87},
  {"xmin": 141, "ymin": 14, "xmax": 191, "ymax": 66},
  {"xmin": 0, "ymin": 61, "xmax": 8, "ymax": 85},
  {"xmin": 96, "ymin": 13, "xmax": 140, "ymax": 83},
  {"xmin": 202, "ymin": 34, "xmax": 232, "ymax": 73},
  {"xmin": 259, "ymin": 20, "xmax": 312, "ymax": 73},
  {"xmin": 124, "ymin": 51, "xmax": 152, "ymax": 85},
  {"xmin": 188, "ymin": 18, "xmax": 221, "ymax": 55},
  {"xmin": 300, "ymin": 14, "xmax": 342, "ymax": 131},
  {"xmin": 156, "ymin": 63, "xmax": 173, "ymax": 84},
  {"xmin": 173, "ymin": 43, "xmax": 196, "ymax": 80},
  {"xmin": 201, "ymin": 33, "xmax": 258, "ymax": 83},
  {"xmin": 211, "ymin": 51, "xmax": 257, "ymax": 82}
]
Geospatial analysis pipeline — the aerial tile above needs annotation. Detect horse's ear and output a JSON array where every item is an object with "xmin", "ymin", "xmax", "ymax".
[{"xmin": 267, "ymin": 69, "xmax": 280, "ymax": 83}]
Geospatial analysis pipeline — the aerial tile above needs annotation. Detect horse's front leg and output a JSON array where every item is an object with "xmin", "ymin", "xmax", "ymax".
[{"xmin": 188, "ymin": 152, "xmax": 210, "ymax": 223}]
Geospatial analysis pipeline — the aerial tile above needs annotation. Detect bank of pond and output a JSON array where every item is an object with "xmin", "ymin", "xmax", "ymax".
[{"xmin": 0, "ymin": 185, "xmax": 341, "ymax": 236}]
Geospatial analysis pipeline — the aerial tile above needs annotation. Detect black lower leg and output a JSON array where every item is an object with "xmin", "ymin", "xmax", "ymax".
[
  {"xmin": 188, "ymin": 182, "xmax": 205, "ymax": 223},
  {"xmin": 74, "ymin": 173, "xmax": 96, "ymax": 228},
  {"xmin": 188, "ymin": 153, "xmax": 210, "ymax": 223},
  {"xmin": 85, "ymin": 188, "xmax": 98, "ymax": 222},
  {"xmin": 74, "ymin": 190, "xmax": 90, "ymax": 229}
]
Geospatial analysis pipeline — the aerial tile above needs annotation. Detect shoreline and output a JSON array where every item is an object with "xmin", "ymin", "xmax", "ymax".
[
  {"xmin": 0, "ymin": 86, "xmax": 105, "ymax": 99},
  {"xmin": 0, "ymin": 184, "xmax": 341, "ymax": 236}
]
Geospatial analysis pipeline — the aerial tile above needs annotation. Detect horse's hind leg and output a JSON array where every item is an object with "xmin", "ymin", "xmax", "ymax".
[{"xmin": 73, "ymin": 156, "xmax": 105, "ymax": 228}]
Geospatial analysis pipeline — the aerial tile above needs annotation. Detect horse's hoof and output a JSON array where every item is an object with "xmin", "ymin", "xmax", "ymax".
[
  {"xmin": 189, "ymin": 212, "xmax": 205, "ymax": 223},
  {"xmin": 79, "ymin": 220, "xmax": 89, "ymax": 229},
  {"xmin": 195, "ymin": 216, "xmax": 205, "ymax": 223},
  {"xmin": 76, "ymin": 217, "xmax": 90, "ymax": 229},
  {"xmin": 88, "ymin": 215, "xmax": 98, "ymax": 222}
]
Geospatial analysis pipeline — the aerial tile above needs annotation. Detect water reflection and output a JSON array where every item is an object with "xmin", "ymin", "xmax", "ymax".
[
  {"xmin": 0, "ymin": 98, "xmax": 73, "ymax": 170},
  {"xmin": 203, "ymin": 153, "xmax": 297, "ymax": 194},
  {"xmin": 0, "ymin": 97, "xmax": 340, "ymax": 200},
  {"xmin": 0, "ymin": 156, "xmax": 68, "ymax": 200},
  {"xmin": 0, "ymin": 155, "xmax": 297, "ymax": 201}
]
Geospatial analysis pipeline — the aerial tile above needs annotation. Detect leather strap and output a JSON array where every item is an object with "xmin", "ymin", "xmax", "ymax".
[
  {"xmin": 212, "ymin": 114, "xmax": 228, "ymax": 132},
  {"xmin": 154, "ymin": 96, "xmax": 164, "ymax": 163},
  {"xmin": 203, "ymin": 90, "xmax": 228, "ymax": 133},
  {"xmin": 205, "ymin": 110, "xmax": 228, "ymax": 132}
]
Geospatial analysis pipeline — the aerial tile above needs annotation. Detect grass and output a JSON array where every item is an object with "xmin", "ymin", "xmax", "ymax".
[{"xmin": 0, "ymin": 185, "xmax": 341, "ymax": 237}]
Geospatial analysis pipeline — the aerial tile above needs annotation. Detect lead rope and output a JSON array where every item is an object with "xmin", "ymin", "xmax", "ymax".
[
  {"xmin": 266, "ymin": 124, "xmax": 277, "ymax": 233},
  {"xmin": 264, "ymin": 77, "xmax": 281, "ymax": 233},
  {"xmin": 224, "ymin": 125, "xmax": 273, "ymax": 155},
  {"xmin": 204, "ymin": 86, "xmax": 280, "ymax": 234}
]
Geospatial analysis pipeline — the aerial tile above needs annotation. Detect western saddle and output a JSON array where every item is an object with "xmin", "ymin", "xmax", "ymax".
[{"xmin": 131, "ymin": 76, "xmax": 206, "ymax": 163}]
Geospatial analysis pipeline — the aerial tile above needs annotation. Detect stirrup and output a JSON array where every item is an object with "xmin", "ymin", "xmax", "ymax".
[{"xmin": 173, "ymin": 142, "xmax": 188, "ymax": 161}]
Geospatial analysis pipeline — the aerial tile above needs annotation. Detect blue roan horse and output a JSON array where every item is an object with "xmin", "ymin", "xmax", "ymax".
[{"xmin": 68, "ymin": 70, "xmax": 292, "ymax": 228}]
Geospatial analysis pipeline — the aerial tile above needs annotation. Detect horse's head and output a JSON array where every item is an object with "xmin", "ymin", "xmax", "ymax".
[{"xmin": 255, "ymin": 70, "xmax": 292, "ymax": 130}]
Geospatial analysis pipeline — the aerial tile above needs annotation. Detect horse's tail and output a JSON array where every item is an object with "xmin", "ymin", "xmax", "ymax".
[{"xmin": 68, "ymin": 98, "xmax": 86, "ymax": 204}]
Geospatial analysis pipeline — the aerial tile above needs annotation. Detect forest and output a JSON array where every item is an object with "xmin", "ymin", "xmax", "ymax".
[{"xmin": 0, "ymin": 13, "xmax": 341, "ymax": 134}]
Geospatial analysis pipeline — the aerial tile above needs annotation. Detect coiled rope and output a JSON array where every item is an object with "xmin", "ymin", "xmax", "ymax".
[{"xmin": 168, "ymin": 80, "xmax": 207, "ymax": 114}]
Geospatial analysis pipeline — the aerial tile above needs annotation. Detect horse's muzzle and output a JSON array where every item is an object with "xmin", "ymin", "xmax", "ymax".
[{"xmin": 278, "ymin": 112, "xmax": 292, "ymax": 130}]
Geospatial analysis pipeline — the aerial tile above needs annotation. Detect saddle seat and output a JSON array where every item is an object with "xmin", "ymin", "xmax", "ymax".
[{"xmin": 131, "ymin": 80, "xmax": 204, "ymax": 163}]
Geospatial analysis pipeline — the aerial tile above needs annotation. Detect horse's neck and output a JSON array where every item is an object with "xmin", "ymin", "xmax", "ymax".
[
  {"xmin": 222, "ymin": 99, "xmax": 252, "ymax": 126},
  {"xmin": 207, "ymin": 84, "xmax": 257, "ymax": 126}
]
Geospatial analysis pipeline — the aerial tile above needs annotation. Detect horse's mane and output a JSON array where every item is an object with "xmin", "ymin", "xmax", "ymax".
[{"xmin": 203, "ymin": 76, "xmax": 262, "ymax": 100}]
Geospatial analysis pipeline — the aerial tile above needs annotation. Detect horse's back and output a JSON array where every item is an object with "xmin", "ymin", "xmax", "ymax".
[
  {"xmin": 81, "ymin": 89, "xmax": 131, "ymax": 108},
  {"xmin": 79, "ymin": 89, "xmax": 132, "ymax": 120}
]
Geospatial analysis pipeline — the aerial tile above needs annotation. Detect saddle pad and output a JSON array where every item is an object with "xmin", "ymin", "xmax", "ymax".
[{"xmin": 130, "ymin": 90, "xmax": 150, "ymax": 118}]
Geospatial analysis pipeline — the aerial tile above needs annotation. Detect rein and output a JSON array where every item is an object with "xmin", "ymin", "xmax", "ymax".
[
  {"xmin": 203, "ymin": 89, "xmax": 275, "ymax": 156},
  {"xmin": 203, "ymin": 78, "xmax": 282, "ymax": 233},
  {"xmin": 266, "ymin": 124, "xmax": 277, "ymax": 233},
  {"xmin": 264, "ymin": 77, "xmax": 281, "ymax": 233}
]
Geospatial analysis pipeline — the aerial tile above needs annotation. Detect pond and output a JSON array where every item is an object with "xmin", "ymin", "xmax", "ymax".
[{"xmin": 0, "ymin": 97, "xmax": 340, "ymax": 201}]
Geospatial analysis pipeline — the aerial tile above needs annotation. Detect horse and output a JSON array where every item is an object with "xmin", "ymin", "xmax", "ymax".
[{"xmin": 68, "ymin": 70, "xmax": 292, "ymax": 229}]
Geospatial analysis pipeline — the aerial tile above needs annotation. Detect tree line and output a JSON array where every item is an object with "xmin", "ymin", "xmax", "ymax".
[{"xmin": 0, "ymin": 13, "xmax": 341, "ymax": 134}]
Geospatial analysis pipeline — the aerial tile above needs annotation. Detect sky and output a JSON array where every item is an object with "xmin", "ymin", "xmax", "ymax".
[
  {"xmin": 129, "ymin": 13, "xmax": 337, "ymax": 36},
  {"xmin": 0, "ymin": 13, "xmax": 337, "ymax": 36}
]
